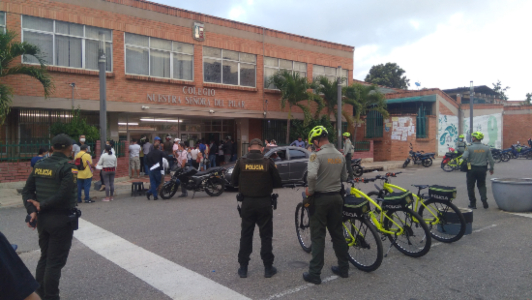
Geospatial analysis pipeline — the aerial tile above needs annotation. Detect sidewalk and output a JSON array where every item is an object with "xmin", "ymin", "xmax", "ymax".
[{"xmin": 361, "ymin": 157, "xmax": 442, "ymax": 172}]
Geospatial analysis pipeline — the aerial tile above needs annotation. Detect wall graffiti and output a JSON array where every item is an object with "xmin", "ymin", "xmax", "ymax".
[
  {"xmin": 438, "ymin": 115, "xmax": 459, "ymax": 156},
  {"xmin": 463, "ymin": 113, "xmax": 502, "ymax": 149}
]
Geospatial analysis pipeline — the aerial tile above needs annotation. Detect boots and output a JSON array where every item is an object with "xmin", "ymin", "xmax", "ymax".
[
  {"xmin": 238, "ymin": 265, "xmax": 248, "ymax": 278},
  {"xmin": 264, "ymin": 266, "xmax": 277, "ymax": 278}
]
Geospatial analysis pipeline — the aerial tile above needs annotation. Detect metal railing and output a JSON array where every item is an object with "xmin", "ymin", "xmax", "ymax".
[
  {"xmin": 366, "ymin": 111, "xmax": 383, "ymax": 138},
  {"xmin": 354, "ymin": 141, "xmax": 371, "ymax": 152},
  {"xmin": 0, "ymin": 140, "xmax": 52, "ymax": 161}
]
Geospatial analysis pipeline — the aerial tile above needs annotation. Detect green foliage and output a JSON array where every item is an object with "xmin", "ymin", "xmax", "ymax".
[
  {"xmin": 290, "ymin": 116, "xmax": 336, "ymax": 145},
  {"xmin": 364, "ymin": 62, "xmax": 410, "ymax": 89},
  {"xmin": 491, "ymin": 80, "xmax": 510, "ymax": 101},
  {"xmin": 50, "ymin": 109, "xmax": 99, "ymax": 142},
  {"xmin": 312, "ymin": 75, "xmax": 341, "ymax": 117},
  {"xmin": 0, "ymin": 30, "xmax": 54, "ymax": 125},
  {"xmin": 524, "ymin": 93, "xmax": 531, "ymax": 105}
]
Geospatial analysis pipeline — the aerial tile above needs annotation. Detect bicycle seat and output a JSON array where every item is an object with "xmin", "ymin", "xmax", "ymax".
[{"xmin": 412, "ymin": 184, "xmax": 429, "ymax": 190}]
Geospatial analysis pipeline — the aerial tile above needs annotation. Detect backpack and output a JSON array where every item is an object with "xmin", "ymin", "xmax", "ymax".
[{"xmin": 75, "ymin": 153, "xmax": 89, "ymax": 170}]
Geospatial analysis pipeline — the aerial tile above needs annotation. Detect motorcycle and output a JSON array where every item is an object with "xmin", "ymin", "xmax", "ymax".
[
  {"xmin": 510, "ymin": 144, "xmax": 532, "ymax": 160},
  {"xmin": 441, "ymin": 145, "xmax": 464, "ymax": 172},
  {"xmin": 160, "ymin": 164, "xmax": 226, "ymax": 199},
  {"xmin": 501, "ymin": 148, "xmax": 513, "ymax": 162},
  {"xmin": 490, "ymin": 148, "xmax": 502, "ymax": 163},
  {"xmin": 351, "ymin": 158, "xmax": 364, "ymax": 177},
  {"xmin": 403, "ymin": 143, "xmax": 435, "ymax": 168}
]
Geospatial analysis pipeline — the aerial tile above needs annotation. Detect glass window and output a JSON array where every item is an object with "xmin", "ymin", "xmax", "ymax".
[
  {"xmin": 203, "ymin": 47, "xmax": 256, "ymax": 87},
  {"xmin": 0, "ymin": 12, "xmax": 5, "ymax": 29},
  {"xmin": 22, "ymin": 16, "xmax": 113, "ymax": 71},
  {"xmin": 264, "ymin": 57, "xmax": 308, "ymax": 89},
  {"xmin": 124, "ymin": 33, "xmax": 194, "ymax": 80},
  {"xmin": 313, "ymin": 65, "xmax": 349, "ymax": 86},
  {"xmin": 289, "ymin": 149, "xmax": 307, "ymax": 160}
]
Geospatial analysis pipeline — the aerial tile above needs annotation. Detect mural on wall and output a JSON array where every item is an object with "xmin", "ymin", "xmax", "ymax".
[
  {"xmin": 438, "ymin": 115, "xmax": 459, "ymax": 156},
  {"xmin": 463, "ymin": 113, "xmax": 502, "ymax": 148}
]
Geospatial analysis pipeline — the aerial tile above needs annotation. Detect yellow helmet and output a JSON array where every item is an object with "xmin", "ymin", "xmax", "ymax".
[
  {"xmin": 472, "ymin": 131, "xmax": 484, "ymax": 140},
  {"xmin": 343, "ymin": 132, "xmax": 351, "ymax": 137},
  {"xmin": 308, "ymin": 126, "xmax": 328, "ymax": 143}
]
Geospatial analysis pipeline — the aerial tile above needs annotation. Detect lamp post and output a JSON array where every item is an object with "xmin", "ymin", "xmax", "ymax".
[
  {"xmin": 469, "ymin": 81, "xmax": 474, "ymax": 142},
  {"xmin": 99, "ymin": 32, "xmax": 107, "ymax": 150},
  {"xmin": 337, "ymin": 66, "xmax": 342, "ymax": 150},
  {"xmin": 70, "ymin": 83, "xmax": 75, "ymax": 109}
]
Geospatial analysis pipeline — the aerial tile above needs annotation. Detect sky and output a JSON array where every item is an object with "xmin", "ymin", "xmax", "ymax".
[{"xmin": 150, "ymin": 0, "xmax": 531, "ymax": 100}]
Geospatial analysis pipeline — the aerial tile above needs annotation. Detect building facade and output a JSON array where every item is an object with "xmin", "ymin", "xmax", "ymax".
[{"xmin": 0, "ymin": 0, "xmax": 354, "ymax": 154}]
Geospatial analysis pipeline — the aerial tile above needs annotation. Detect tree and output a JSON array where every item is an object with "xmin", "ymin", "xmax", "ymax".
[
  {"xmin": 364, "ymin": 62, "xmax": 410, "ymax": 89},
  {"xmin": 343, "ymin": 83, "xmax": 389, "ymax": 142},
  {"xmin": 269, "ymin": 70, "xmax": 323, "ymax": 144},
  {"xmin": 524, "ymin": 93, "xmax": 531, "ymax": 105},
  {"xmin": 312, "ymin": 76, "xmax": 341, "ymax": 118},
  {"xmin": 492, "ymin": 80, "xmax": 510, "ymax": 101},
  {"xmin": 50, "ymin": 109, "xmax": 99, "ymax": 142},
  {"xmin": 0, "ymin": 30, "xmax": 54, "ymax": 125},
  {"xmin": 290, "ymin": 116, "xmax": 335, "ymax": 145}
]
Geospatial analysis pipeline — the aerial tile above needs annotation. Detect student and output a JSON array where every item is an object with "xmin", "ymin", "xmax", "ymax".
[{"xmin": 96, "ymin": 145, "xmax": 117, "ymax": 202}]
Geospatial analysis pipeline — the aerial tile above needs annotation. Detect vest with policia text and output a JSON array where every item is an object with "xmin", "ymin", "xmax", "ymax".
[
  {"xmin": 32, "ymin": 154, "xmax": 77, "ymax": 211},
  {"xmin": 238, "ymin": 153, "xmax": 273, "ymax": 198}
]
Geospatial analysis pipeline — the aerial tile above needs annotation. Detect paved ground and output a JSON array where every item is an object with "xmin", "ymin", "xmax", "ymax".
[{"xmin": 1, "ymin": 159, "xmax": 531, "ymax": 300}]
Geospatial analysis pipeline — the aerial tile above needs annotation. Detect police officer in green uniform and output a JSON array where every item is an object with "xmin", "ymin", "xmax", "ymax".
[
  {"xmin": 456, "ymin": 134, "xmax": 467, "ymax": 154},
  {"xmin": 303, "ymin": 126, "xmax": 349, "ymax": 285},
  {"xmin": 231, "ymin": 138, "xmax": 282, "ymax": 279},
  {"xmin": 462, "ymin": 131, "xmax": 495, "ymax": 209},
  {"xmin": 22, "ymin": 134, "xmax": 77, "ymax": 300},
  {"xmin": 342, "ymin": 132, "xmax": 354, "ymax": 180}
]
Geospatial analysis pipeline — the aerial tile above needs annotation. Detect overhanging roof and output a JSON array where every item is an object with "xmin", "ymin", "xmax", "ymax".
[{"xmin": 386, "ymin": 95, "xmax": 436, "ymax": 104}]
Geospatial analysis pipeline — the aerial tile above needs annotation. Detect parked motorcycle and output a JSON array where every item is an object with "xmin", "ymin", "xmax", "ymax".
[
  {"xmin": 510, "ymin": 144, "xmax": 532, "ymax": 160},
  {"xmin": 490, "ymin": 148, "xmax": 502, "ymax": 163},
  {"xmin": 501, "ymin": 148, "xmax": 513, "ymax": 162},
  {"xmin": 441, "ymin": 145, "xmax": 463, "ymax": 172},
  {"xmin": 351, "ymin": 158, "xmax": 364, "ymax": 177},
  {"xmin": 160, "ymin": 165, "xmax": 226, "ymax": 199},
  {"xmin": 403, "ymin": 143, "xmax": 435, "ymax": 168}
]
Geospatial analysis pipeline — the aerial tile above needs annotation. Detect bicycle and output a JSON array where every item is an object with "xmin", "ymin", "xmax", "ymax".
[
  {"xmin": 368, "ymin": 172, "xmax": 466, "ymax": 243},
  {"xmin": 296, "ymin": 190, "xmax": 383, "ymax": 272}
]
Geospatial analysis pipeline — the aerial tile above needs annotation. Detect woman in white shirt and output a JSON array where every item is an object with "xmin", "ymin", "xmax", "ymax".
[
  {"xmin": 190, "ymin": 146, "xmax": 200, "ymax": 169},
  {"xmin": 97, "ymin": 145, "xmax": 118, "ymax": 202}
]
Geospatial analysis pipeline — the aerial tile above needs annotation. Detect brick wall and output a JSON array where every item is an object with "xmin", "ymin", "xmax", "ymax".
[
  {"xmin": 352, "ymin": 140, "xmax": 373, "ymax": 160},
  {"xmin": 502, "ymin": 106, "xmax": 532, "ymax": 148},
  {"xmin": 439, "ymin": 101, "xmax": 455, "ymax": 116},
  {"xmin": 248, "ymin": 119, "xmax": 263, "ymax": 140}
]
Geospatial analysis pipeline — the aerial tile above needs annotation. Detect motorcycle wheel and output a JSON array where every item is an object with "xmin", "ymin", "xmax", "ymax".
[
  {"xmin": 160, "ymin": 182, "xmax": 179, "ymax": 199},
  {"xmin": 402, "ymin": 159, "xmax": 409, "ymax": 168},
  {"xmin": 422, "ymin": 158, "xmax": 433, "ymax": 167},
  {"xmin": 493, "ymin": 153, "xmax": 502, "ymax": 163},
  {"xmin": 527, "ymin": 152, "xmax": 532, "ymax": 160},
  {"xmin": 442, "ymin": 161, "xmax": 454, "ymax": 172},
  {"xmin": 353, "ymin": 165, "xmax": 364, "ymax": 177},
  {"xmin": 501, "ymin": 153, "xmax": 510, "ymax": 162},
  {"xmin": 205, "ymin": 177, "xmax": 225, "ymax": 197}
]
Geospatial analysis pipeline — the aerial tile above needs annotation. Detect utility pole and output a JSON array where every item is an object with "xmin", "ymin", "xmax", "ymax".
[
  {"xmin": 469, "ymin": 81, "xmax": 474, "ymax": 143},
  {"xmin": 70, "ymin": 83, "xmax": 75, "ymax": 109},
  {"xmin": 99, "ymin": 32, "xmax": 107, "ymax": 149},
  {"xmin": 337, "ymin": 66, "xmax": 342, "ymax": 150}
]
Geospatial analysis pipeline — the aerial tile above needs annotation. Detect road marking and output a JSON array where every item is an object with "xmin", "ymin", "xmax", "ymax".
[
  {"xmin": 505, "ymin": 212, "xmax": 532, "ymax": 219},
  {"xmin": 473, "ymin": 224, "xmax": 497, "ymax": 232},
  {"xmin": 75, "ymin": 218, "xmax": 250, "ymax": 300},
  {"xmin": 262, "ymin": 275, "xmax": 338, "ymax": 300}
]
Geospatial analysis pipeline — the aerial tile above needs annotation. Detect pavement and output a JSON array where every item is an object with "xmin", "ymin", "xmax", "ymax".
[{"xmin": 3, "ymin": 158, "xmax": 530, "ymax": 299}]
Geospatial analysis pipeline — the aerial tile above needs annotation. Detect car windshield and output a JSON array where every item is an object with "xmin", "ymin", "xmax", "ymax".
[{"xmin": 268, "ymin": 149, "xmax": 287, "ymax": 161}]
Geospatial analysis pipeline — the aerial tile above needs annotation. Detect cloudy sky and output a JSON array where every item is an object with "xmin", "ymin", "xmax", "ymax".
[{"xmin": 151, "ymin": 0, "xmax": 531, "ymax": 100}]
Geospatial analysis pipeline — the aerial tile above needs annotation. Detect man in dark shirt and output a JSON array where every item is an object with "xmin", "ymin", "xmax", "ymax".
[
  {"xmin": 223, "ymin": 139, "xmax": 233, "ymax": 164},
  {"xmin": 145, "ymin": 143, "xmax": 165, "ymax": 200}
]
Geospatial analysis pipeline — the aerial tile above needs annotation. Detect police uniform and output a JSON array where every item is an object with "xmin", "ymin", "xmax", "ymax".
[
  {"xmin": 22, "ymin": 134, "xmax": 77, "ymax": 300},
  {"xmin": 231, "ymin": 139, "xmax": 282, "ymax": 278},
  {"xmin": 462, "ymin": 141, "xmax": 495, "ymax": 208},
  {"xmin": 343, "ymin": 137, "xmax": 354, "ymax": 179},
  {"xmin": 306, "ymin": 143, "xmax": 349, "ymax": 283},
  {"xmin": 456, "ymin": 140, "xmax": 467, "ymax": 153}
]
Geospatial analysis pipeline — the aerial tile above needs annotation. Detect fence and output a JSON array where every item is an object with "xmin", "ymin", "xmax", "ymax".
[
  {"xmin": 416, "ymin": 104, "xmax": 427, "ymax": 138},
  {"xmin": 354, "ymin": 141, "xmax": 371, "ymax": 152},
  {"xmin": 366, "ymin": 111, "xmax": 383, "ymax": 138},
  {"xmin": 0, "ymin": 140, "xmax": 52, "ymax": 161}
]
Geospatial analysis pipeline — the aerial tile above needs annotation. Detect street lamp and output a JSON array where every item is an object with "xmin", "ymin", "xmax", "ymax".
[
  {"xmin": 99, "ymin": 32, "xmax": 107, "ymax": 151},
  {"xmin": 469, "ymin": 81, "xmax": 474, "ymax": 143}
]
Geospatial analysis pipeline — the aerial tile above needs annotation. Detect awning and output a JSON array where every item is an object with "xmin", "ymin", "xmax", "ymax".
[{"xmin": 386, "ymin": 94, "xmax": 436, "ymax": 104}]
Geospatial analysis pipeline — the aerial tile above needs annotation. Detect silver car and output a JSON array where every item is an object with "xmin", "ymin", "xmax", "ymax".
[{"xmin": 224, "ymin": 146, "xmax": 311, "ymax": 188}]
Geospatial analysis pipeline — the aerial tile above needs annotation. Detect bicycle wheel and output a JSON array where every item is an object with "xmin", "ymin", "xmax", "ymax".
[
  {"xmin": 384, "ymin": 208, "xmax": 431, "ymax": 257},
  {"xmin": 295, "ymin": 203, "xmax": 312, "ymax": 253},
  {"xmin": 441, "ymin": 161, "xmax": 454, "ymax": 172},
  {"xmin": 343, "ymin": 217, "xmax": 383, "ymax": 272},
  {"xmin": 418, "ymin": 199, "xmax": 466, "ymax": 243}
]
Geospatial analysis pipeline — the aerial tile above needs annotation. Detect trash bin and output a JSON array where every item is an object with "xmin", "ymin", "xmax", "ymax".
[{"xmin": 437, "ymin": 207, "xmax": 473, "ymax": 235}]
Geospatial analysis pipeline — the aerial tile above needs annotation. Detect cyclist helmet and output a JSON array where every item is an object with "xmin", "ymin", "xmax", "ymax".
[
  {"xmin": 459, "ymin": 134, "xmax": 465, "ymax": 139},
  {"xmin": 308, "ymin": 126, "xmax": 328, "ymax": 143},
  {"xmin": 342, "ymin": 132, "xmax": 350, "ymax": 137},
  {"xmin": 471, "ymin": 131, "xmax": 484, "ymax": 140}
]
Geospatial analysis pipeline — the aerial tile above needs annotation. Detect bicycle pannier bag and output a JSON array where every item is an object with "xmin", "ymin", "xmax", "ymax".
[
  {"xmin": 382, "ymin": 191, "xmax": 413, "ymax": 210},
  {"xmin": 343, "ymin": 195, "xmax": 370, "ymax": 217},
  {"xmin": 429, "ymin": 185, "xmax": 457, "ymax": 202}
]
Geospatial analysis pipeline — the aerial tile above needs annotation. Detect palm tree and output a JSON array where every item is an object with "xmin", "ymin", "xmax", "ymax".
[
  {"xmin": 269, "ymin": 70, "xmax": 323, "ymax": 144},
  {"xmin": 0, "ymin": 30, "xmax": 54, "ymax": 125}
]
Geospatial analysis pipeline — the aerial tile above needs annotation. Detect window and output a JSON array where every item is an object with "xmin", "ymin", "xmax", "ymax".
[
  {"xmin": 269, "ymin": 149, "xmax": 287, "ymax": 161},
  {"xmin": 203, "ymin": 47, "xmax": 256, "ymax": 87},
  {"xmin": 124, "ymin": 33, "xmax": 194, "ymax": 80},
  {"xmin": 289, "ymin": 149, "xmax": 307, "ymax": 160},
  {"xmin": 0, "ymin": 12, "xmax": 5, "ymax": 33},
  {"xmin": 264, "ymin": 57, "xmax": 307, "ymax": 89},
  {"xmin": 313, "ymin": 65, "xmax": 349, "ymax": 86},
  {"xmin": 21, "ymin": 16, "xmax": 112, "ymax": 71}
]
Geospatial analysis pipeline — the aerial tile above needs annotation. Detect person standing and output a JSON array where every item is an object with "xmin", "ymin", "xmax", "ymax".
[
  {"xmin": 290, "ymin": 137, "xmax": 305, "ymax": 148},
  {"xmin": 75, "ymin": 144, "xmax": 94, "ymax": 204},
  {"xmin": 177, "ymin": 143, "xmax": 189, "ymax": 198},
  {"xmin": 163, "ymin": 135, "xmax": 173, "ymax": 154},
  {"xmin": 98, "ymin": 141, "xmax": 115, "ymax": 192},
  {"xmin": 209, "ymin": 140, "xmax": 218, "ymax": 168},
  {"xmin": 303, "ymin": 126, "xmax": 349, "ymax": 285},
  {"xmin": 142, "ymin": 138, "xmax": 152, "ymax": 176},
  {"xmin": 456, "ymin": 134, "xmax": 467, "ymax": 154},
  {"xmin": 231, "ymin": 138, "xmax": 282, "ymax": 279},
  {"xmin": 129, "ymin": 139, "xmax": 141, "ymax": 178},
  {"xmin": 96, "ymin": 145, "xmax": 117, "ymax": 202},
  {"xmin": 22, "ymin": 134, "xmax": 78, "ymax": 300},
  {"xmin": 462, "ymin": 131, "xmax": 495, "ymax": 209},
  {"xmin": 223, "ymin": 139, "xmax": 233, "ymax": 164},
  {"xmin": 342, "ymin": 132, "xmax": 355, "ymax": 180},
  {"xmin": 72, "ymin": 135, "xmax": 90, "ymax": 158},
  {"xmin": 190, "ymin": 145, "xmax": 200, "ymax": 169},
  {"xmin": 31, "ymin": 148, "xmax": 48, "ymax": 168},
  {"xmin": 145, "ymin": 143, "xmax": 165, "ymax": 200}
]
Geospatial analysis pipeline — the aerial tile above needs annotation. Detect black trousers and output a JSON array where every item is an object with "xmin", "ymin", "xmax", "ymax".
[
  {"xmin": 238, "ymin": 197, "xmax": 274, "ymax": 267},
  {"xmin": 36, "ymin": 212, "xmax": 74, "ymax": 300},
  {"xmin": 467, "ymin": 165, "xmax": 488, "ymax": 205},
  {"xmin": 140, "ymin": 156, "xmax": 144, "ymax": 172},
  {"xmin": 345, "ymin": 153, "xmax": 354, "ymax": 178}
]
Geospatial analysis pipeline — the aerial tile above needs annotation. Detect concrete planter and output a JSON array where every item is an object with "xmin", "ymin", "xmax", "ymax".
[{"xmin": 491, "ymin": 178, "xmax": 532, "ymax": 212}]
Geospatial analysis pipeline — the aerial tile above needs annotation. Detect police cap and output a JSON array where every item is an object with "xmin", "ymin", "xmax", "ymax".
[
  {"xmin": 52, "ymin": 134, "xmax": 73, "ymax": 149},
  {"xmin": 250, "ymin": 138, "xmax": 263, "ymax": 146}
]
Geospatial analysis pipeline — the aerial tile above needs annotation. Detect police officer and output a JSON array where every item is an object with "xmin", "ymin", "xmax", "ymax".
[
  {"xmin": 456, "ymin": 134, "xmax": 467, "ymax": 154},
  {"xmin": 22, "ymin": 134, "xmax": 78, "ymax": 300},
  {"xmin": 303, "ymin": 126, "xmax": 349, "ymax": 285},
  {"xmin": 342, "ymin": 132, "xmax": 354, "ymax": 180},
  {"xmin": 462, "ymin": 131, "xmax": 495, "ymax": 209},
  {"xmin": 231, "ymin": 138, "xmax": 282, "ymax": 279}
]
